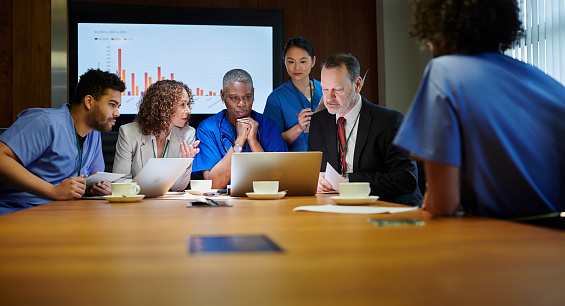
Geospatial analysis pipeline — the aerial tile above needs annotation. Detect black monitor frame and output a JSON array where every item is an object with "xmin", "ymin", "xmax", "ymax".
[{"xmin": 68, "ymin": 1, "xmax": 284, "ymax": 131}]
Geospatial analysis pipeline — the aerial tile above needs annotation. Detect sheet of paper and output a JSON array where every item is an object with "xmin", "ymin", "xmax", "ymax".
[
  {"xmin": 155, "ymin": 193, "xmax": 198, "ymax": 200},
  {"xmin": 155, "ymin": 193, "xmax": 236, "ymax": 201},
  {"xmin": 85, "ymin": 172, "xmax": 125, "ymax": 187},
  {"xmin": 293, "ymin": 204, "xmax": 418, "ymax": 214},
  {"xmin": 324, "ymin": 162, "xmax": 347, "ymax": 191}
]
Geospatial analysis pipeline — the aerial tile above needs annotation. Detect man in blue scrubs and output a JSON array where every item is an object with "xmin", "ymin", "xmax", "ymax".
[
  {"xmin": 393, "ymin": 0, "xmax": 565, "ymax": 219},
  {"xmin": 0, "ymin": 69, "xmax": 126, "ymax": 215},
  {"xmin": 193, "ymin": 69, "xmax": 288, "ymax": 189}
]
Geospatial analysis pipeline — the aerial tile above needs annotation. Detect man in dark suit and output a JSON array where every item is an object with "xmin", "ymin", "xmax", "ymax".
[{"xmin": 308, "ymin": 53, "xmax": 422, "ymax": 206}]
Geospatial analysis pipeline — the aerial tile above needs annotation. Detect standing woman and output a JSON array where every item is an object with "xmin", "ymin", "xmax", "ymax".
[
  {"xmin": 263, "ymin": 37, "xmax": 323, "ymax": 151},
  {"xmin": 113, "ymin": 80, "xmax": 200, "ymax": 191}
]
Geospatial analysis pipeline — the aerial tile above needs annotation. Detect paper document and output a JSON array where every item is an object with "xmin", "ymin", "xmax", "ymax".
[
  {"xmin": 293, "ymin": 204, "xmax": 418, "ymax": 214},
  {"xmin": 155, "ymin": 193, "xmax": 198, "ymax": 200},
  {"xmin": 85, "ymin": 172, "xmax": 125, "ymax": 187},
  {"xmin": 324, "ymin": 162, "xmax": 347, "ymax": 191}
]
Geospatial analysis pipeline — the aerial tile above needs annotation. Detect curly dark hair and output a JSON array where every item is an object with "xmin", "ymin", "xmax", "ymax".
[
  {"xmin": 135, "ymin": 80, "xmax": 194, "ymax": 136},
  {"xmin": 409, "ymin": 0, "xmax": 523, "ymax": 55},
  {"xmin": 73, "ymin": 69, "xmax": 125, "ymax": 105}
]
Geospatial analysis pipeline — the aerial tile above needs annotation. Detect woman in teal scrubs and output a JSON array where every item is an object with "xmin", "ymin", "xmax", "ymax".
[{"xmin": 263, "ymin": 37, "xmax": 323, "ymax": 152}]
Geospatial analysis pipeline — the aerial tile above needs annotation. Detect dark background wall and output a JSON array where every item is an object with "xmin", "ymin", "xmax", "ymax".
[{"xmin": 0, "ymin": 0, "xmax": 379, "ymax": 128}]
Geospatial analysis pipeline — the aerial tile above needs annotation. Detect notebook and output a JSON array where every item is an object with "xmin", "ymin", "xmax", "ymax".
[
  {"xmin": 133, "ymin": 158, "xmax": 193, "ymax": 197},
  {"xmin": 230, "ymin": 152, "xmax": 322, "ymax": 197}
]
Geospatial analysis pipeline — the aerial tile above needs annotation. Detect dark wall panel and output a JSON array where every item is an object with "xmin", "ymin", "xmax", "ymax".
[
  {"xmin": 0, "ymin": 0, "xmax": 379, "ymax": 127},
  {"xmin": 259, "ymin": 0, "xmax": 378, "ymax": 104},
  {"xmin": 0, "ymin": 0, "xmax": 14, "ymax": 127},
  {"xmin": 1, "ymin": 0, "xmax": 51, "ymax": 128}
]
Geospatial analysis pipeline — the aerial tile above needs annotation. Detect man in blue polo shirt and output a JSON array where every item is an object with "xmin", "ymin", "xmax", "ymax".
[
  {"xmin": 0, "ymin": 69, "xmax": 126, "ymax": 215},
  {"xmin": 193, "ymin": 69, "xmax": 288, "ymax": 189}
]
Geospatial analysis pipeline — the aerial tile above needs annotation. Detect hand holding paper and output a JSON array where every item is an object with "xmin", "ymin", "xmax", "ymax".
[
  {"xmin": 324, "ymin": 162, "xmax": 348, "ymax": 191},
  {"xmin": 85, "ymin": 172, "xmax": 125, "ymax": 188}
]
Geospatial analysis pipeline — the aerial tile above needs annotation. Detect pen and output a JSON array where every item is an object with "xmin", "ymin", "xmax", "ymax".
[
  {"xmin": 86, "ymin": 166, "xmax": 92, "ymax": 176},
  {"xmin": 205, "ymin": 198, "xmax": 220, "ymax": 206}
]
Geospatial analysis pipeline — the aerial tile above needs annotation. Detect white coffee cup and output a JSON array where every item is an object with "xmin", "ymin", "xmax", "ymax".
[
  {"xmin": 190, "ymin": 180, "xmax": 213, "ymax": 191},
  {"xmin": 111, "ymin": 182, "xmax": 141, "ymax": 197},
  {"xmin": 339, "ymin": 182, "xmax": 370, "ymax": 199},
  {"xmin": 253, "ymin": 181, "xmax": 279, "ymax": 194}
]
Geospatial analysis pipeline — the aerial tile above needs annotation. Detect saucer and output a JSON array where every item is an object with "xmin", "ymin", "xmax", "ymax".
[
  {"xmin": 186, "ymin": 189, "xmax": 217, "ymax": 196},
  {"xmin": 103, "ymin": 195, "xmax": 145, "ymax": 203},
  {"xmin": 246, "ymin": 191, "xmax": 286, "ymax": 200},
  {"xmin": 330, "ymin": 196, "xmax": 379, "ymax": 205}
]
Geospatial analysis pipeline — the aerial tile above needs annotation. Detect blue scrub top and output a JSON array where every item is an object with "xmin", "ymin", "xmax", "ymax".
[
  {"xmin": 263, "ymin": 79, "xmax": 322, "ymax": 151},
  {"xmin": 394, "ymin": 52, "xmax": 565, "ymax": 218},
  {"xmin": 0, "ymin": 104, "xmax": 105, "ymax": 206},
  {"xmin": 193, "ymin": 110, "xmax": 288, "ymax": 173}
]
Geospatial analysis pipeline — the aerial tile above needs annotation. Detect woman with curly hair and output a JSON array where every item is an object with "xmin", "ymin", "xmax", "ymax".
[
  {"xmin": 394, "ymin": 0, "xmax": 565, "ymax": 221},
  {"xmin": 113, "ymin": 80, "xmax": 200, "ymax": 191}
]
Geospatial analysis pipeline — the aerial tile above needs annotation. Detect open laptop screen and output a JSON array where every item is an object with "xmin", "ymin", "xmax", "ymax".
[{"xmin": 230, "ymin": 152, "xmax": 322, "ymax": 197}]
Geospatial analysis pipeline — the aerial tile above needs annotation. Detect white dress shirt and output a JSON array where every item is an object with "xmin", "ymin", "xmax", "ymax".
[{"xmin": 334, "ymin": 95, "xmax": 362, "ymax": 174}]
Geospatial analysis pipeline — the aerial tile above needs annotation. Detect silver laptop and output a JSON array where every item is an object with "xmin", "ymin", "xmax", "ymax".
[
  {"xmin": 230, "ymin": 152, "xmax": 322, "ymax": 197},
  {"xmin": 133, "ymin": 158, "xmax": 193, "ymax": 197}
]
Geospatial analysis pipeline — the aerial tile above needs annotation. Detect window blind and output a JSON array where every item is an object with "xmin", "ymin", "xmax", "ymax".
[{"xmin": 505, "ymin": 0, "xmax": 565, "ymax": 85}]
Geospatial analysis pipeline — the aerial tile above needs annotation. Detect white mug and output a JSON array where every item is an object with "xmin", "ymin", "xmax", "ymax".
[
  {"xmin": 339, "ymin": 182, "xmax": 370, "ymax": 199},
  {"xmin": 111, "ymin": 183, "xmax": 141, "ymax": 197},
  {"xmin": 253, "ymin": 181, "xmax": 279, "ymax": 194},
  {"xmin": 190, "ymin": 180, "xmax": 213, "ymax": 191}
]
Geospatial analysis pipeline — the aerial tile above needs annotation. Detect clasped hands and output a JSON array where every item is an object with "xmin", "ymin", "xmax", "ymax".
[{"xmin": 235, "ymin": 117, "xmax": 259, "ymax": 144}]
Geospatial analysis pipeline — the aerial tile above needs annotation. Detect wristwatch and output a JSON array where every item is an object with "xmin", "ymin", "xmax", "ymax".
[{"xmin": 233, "ymin": 143, "xmax": 243, "ymax": 153}]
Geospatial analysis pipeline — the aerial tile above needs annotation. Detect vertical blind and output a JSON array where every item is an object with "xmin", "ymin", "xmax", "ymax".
[{"xmin": 505, "ymin": 0, "xmax": 565, "ymax": 85}]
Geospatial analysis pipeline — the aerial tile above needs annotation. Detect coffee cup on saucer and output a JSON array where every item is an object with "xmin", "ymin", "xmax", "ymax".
[
  {"xmin": 253, "ymin": 181, "xmax": 279, "ymax": 194},
  {"xmin": 339, "ymin": 182, "xmax": 370, "ymax": 198},
  {"xmin": 190, "ymin": 180, "xmax": 213, "ymax": 191},
  {"xmin": 111, "ymin": 182, "xmax": 141, "ymax": 197}
]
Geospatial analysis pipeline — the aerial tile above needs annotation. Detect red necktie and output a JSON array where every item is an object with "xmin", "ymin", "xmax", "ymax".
[{"xmin": 338, "ymin": 117, "xmax": 347, "ymax": 174}]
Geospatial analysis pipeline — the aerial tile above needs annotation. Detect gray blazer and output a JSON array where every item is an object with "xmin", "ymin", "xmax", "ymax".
[{"xmin": 113, "ymin": 122, "xmax": 196, "ymax": 191}]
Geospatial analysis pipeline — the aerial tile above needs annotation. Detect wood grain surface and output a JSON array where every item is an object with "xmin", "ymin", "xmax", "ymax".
[{"xmin": 1, "ymin": 195, "xmax": 564, "ymax": 305}]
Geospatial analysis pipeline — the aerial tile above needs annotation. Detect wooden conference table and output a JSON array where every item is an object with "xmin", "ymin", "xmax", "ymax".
[{"xmin": 1, "ymin": 194, "xmax": 565, "ymax": 305}]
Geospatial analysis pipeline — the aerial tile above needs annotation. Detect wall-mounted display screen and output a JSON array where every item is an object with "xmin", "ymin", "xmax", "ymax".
[
  {"xmin": 69, "ymin": 2, "xmax": 283, "ymax": 120},
  {"xmin": 77, "ymin": 23, "xmax": 273, "ymax": 115}
]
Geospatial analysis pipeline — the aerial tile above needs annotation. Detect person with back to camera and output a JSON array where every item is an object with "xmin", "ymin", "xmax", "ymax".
[
  {"xmin": 263, "ymin": 37, "xmax": 323, "ymax": 151},
  {"xmin": 0, "ymin": 68, "xmax": 126, "ymax": 215},
  {"xmin": 192, "ymin": 69, "xmax": 288, "ymax": 189},
  {"xmin": 393, "ymin": 0, "xmax": 565, "ymax": 220},
  {"xmin": 308, "ymin": 53, "xmax": 422, "ymax": 206},
  {"xmin": 113, "ymin": 80, "xmax": 200, "ymax": 191}
]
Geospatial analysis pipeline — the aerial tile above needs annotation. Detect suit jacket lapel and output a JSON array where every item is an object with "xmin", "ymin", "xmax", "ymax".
[
  {"xmin": 140, "ymin": 134, "xmax": 153, "ymax": 165},
  {"xmin": 353, "ymin": 98, "xmax": 371, "ymax": 170},
  {"xmin": 325, "ymin": 112, "xmax": 339, "ymax": 170},
  {"xmin": 168, "ymin": 127, "xmax": 182, "ymax": 158}
]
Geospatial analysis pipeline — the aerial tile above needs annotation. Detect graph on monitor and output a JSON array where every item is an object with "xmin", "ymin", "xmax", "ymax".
[{"xmin": 78, "ymin": 23, "xmax": 273, "ymax": 115}]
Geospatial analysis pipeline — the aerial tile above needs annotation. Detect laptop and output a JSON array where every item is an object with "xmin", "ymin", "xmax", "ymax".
[
  {"xmin": 230, "ymin": 152, "xmax": 322, "ymax": 197},
  {"xmin": 133, "ymin": 158, "xmax": 193, "ymax": 197}
]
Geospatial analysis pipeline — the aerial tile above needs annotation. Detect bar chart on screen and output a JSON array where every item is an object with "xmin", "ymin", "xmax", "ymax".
[{"xmin": 78, "ymin": 23, "xmax": 273, "ymax": 115}]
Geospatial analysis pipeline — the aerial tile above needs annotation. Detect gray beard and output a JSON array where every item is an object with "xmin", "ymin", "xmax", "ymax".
[{"xmin": 329, "ymin": 92, "xmax": 357, "ymax": 116}]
